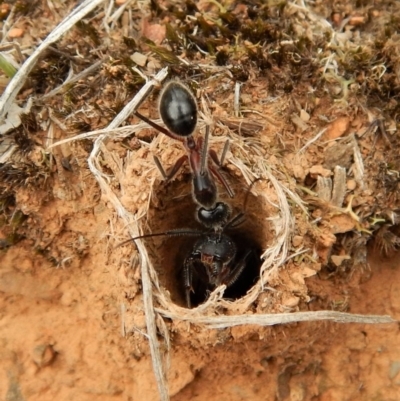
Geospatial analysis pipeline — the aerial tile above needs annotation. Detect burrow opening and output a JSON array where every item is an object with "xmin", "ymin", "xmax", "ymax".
[{"xmin": 142, "ymin": 173, "xmax": 272, "ymax": 308}]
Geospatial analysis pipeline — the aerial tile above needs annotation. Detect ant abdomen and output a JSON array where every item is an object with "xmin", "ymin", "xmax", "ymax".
[{"xmin": 159, "ymin": 81, "xmax": 197, "ymax": 138}]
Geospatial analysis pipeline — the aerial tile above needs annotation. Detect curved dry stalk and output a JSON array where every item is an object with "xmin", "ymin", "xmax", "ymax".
[
  {"xmin": 86, "ymin": 68, "xmax": 170, "ymax": 401},
  {"xmin": 88, "ymin": 137, "xmax": 170, "ymax": 401}
]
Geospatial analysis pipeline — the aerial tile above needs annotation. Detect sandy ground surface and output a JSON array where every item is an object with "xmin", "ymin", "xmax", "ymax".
[{"xmin": 1, "ymin": 0, "xmax": 400, "ymax": 400}]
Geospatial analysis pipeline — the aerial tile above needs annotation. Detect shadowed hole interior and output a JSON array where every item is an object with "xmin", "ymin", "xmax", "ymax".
[{"xmin": 142, "ymin": 175, "xmax": 270, "ymax": 308}]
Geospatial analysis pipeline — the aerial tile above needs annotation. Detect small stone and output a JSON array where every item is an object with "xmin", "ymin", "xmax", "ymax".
[
  {"xmin": 32, "ymin": 344, "xmax": 56, "ymax": 367},
  {"xmin": 389, "ymin": 361, "xmax": 400, "ymax": 379},
  {"xmin": 331, "ymin": 254, "xmax": 351, "ymax": 267},
  {"xmin": 349, "ymin": 15, "xmax": 366, "ymax": 26},
  {"xmin": 282, "ymin": 296, "xmax": 300, "ymax": 308},
  {"xmin": 330, "ymin": 214, "xmax": 356, "ymax": 234},
  {"xmin": 291, "ymin": 113, "xmax": 309, "ymax": 132},
  {"xmin": 292, "ymin": 235, "xmax": 303, "ymax": 247},
  {"xmin": 291, "ymin": 272, "xmax": 305, "ymax": 286},
  {"xmin": 370, "ymin": 9, "xmax": 380, "ymax": 17},
  {"xmin": 290, "ymin": 382, "xmax": 306, "ymax": 401},
  {"xmin": 318, "ymin": 231, "xmax": 336, "ymax": 248},
  {"xmin": 300, "ymin": 109, "xmax": 310, "ymax": 122},
  {"xmin": 347, "ymin": 179, "xmax": 357, "ymax": 190},
  {"xmin": 325, "ymin": 117, "xmax": 349, "ymax": 140},
  {"xmin": 302, "ymin": 267, "xmax": 318, "ymax": 277},
  {"xmin": 8, "ymin": 28, "xmax": 24, "ymax": 38},
  {"xmin": 142, "ymin": 20, "xmax": 166, "ymax": 45},
  {"xmin": 131, "ymin": 52, "xmax": 147, "ymax": 67},
  {"xmin": 292, "ymin": 164, "xmax": 306, "ymax": 182}
]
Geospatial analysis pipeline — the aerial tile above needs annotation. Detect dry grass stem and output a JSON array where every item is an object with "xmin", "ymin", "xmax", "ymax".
[
  {"xmin": 86, "ymin": 68, "xmax": 170, "ymax": 401},
  {"xmin": 155, "ymin": 309, "xmax": 396, "ymax": 329},
  {"xmin": 297, "ymin": 127, "xmax": 327, "ymax": 154}
]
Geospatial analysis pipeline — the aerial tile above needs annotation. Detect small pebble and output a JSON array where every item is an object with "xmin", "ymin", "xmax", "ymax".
[
  {"xmin": 347, "ymin": 179, "xmax": 357, "ymax": 191},
  {"xmin": 131, "ymin": 52, "xmax": 147, "ymax": 67},
  {"xmin": 325, "ymin": 117, "xmax": 349, "ymax": 140},
  {"xmin": 331, "ymin": 254, "xmax": 351, "ymax": 267},
  {"xmin": 349, "ymin": 15, "xmax": 366, "ymax": 26},
  {"xmin": 282, "ymin": 296, "xmax": 300, "ymax": 308},
  {"xmin": 300, "ymin": 109, "xmax": 310, "ymax": 122},
  {"xmin": 292, "ymin": 235, "xmax": 303, "ymax": 247},
  {"xmin": 389, "ymin": 361, "xmax": 400, "ymax": 379},
  {"xmin": 8, "ymin": 28, "xmax": 24, "ymax": 38},
  {"xmin": 32, "ymin": 344, "xmax": 56, "ymax": 367}
]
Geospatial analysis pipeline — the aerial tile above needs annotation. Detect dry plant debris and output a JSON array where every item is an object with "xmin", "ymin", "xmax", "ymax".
[{"xmin": 0, "ymin": 0, "xmax": 399, "ymax": 400}]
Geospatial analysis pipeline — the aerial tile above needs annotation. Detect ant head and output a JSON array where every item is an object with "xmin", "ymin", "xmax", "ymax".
[
  {"xmin": 159, "ymin": 80, "xmax": 197, "ymax": 138},
  {"xmin": 197, "ymin": 202, "xmax": 231, "ymax": 229},
  {"xmin": 197, "ymin": 234, "xmax": 237, "ymax": 286}
]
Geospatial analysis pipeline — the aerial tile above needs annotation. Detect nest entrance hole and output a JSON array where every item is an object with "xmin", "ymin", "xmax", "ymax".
[{"xmin": 143, "ymin": 175, "xmax": 270, "ymax": 308}]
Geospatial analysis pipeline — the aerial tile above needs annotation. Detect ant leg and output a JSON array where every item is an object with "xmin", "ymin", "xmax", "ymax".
[
  {"xmin": 224, "ymin": 250, "xmax": 252, "ymax": 287},
  {"xmin": 153, "ymin": 156, "xmax": 168, "ymax": 179},
  {"xmin": 208, "ymin": 139, "xmax": 230, "ymax": 167},
  {"xmin": 225, "ymin": 212, "xmax": 245, "ymax": 229},
  {"xmin": 198, "ymin": 126, "xmax": 233, "ymax": 197},
  {"xmin": 199, "ymin": 126, "xmax": 229, "ymax": 173},
  {"xmin": 225, "ymin": 177, "xmax": 264, "ymax": 229},
  {"xmin": 134, "ymin": 111, "xmax": 184, "ymax": 143},
  {"xmin": 219, "ymin": 140, "xmax": 230, "ymax": 166},
  {"xmin": 200, "ymin": 126, "xmax": 210, "ymax": 175},
  {"xmin": 153, "ymin": 154, "xmax": 187, "ymax": 181},
  {"xmin": 209, "ymin": 164, "xmax": 234, "ymax": 198},
  {"xmin": 183, "ymin": 256, "xmax": 196, "ymax": 308}
]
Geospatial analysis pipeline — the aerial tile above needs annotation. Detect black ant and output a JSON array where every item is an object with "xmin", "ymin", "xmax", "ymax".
[{"xmin": 134, "ymin": 80, "xmax": 234, "ymax": 225}]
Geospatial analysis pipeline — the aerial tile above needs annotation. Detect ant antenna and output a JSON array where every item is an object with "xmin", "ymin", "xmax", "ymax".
[
  {"xmin": 225, "ymin": 177, "xmax": 263, "ymax": 230},
  {"xmin": 219, "ymin": 140, "xmax": 230, "ymax": 166},
  {"xmin": 115, "ymin": 228, "xmax": 205, "ymax": 250}
]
